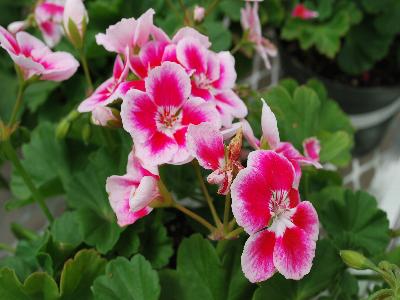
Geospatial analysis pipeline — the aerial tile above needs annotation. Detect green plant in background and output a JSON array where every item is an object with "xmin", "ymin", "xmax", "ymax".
[{"xmin": 269, "ymin": 0, "xmax": 400, "ymax": 75}]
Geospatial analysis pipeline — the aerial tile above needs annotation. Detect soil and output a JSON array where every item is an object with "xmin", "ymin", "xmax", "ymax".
[{"xmin": 282, "ymin": 39, "xmax": 400, "ymax": 88}]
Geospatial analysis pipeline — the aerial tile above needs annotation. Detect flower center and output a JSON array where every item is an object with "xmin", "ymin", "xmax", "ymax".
[
  {"xmin": 268, "ymin": 189, "xmax": 294, "ymax": 236},
  {"xmin": 194, "ymin": 73, "xmax": 212, "ymax": 89},
  {"xmin": 155, "ymin": 107, "xmax": 182, "ymax": 136}
]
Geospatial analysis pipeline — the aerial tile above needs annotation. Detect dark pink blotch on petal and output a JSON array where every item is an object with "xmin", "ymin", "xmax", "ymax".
[
  {"xmin": 176, "ymin": 37, "xmax": 208, "ymax": 75},
  {"xmin": 186, "ymin": 123, "xmax": 225, "ymax": 171},
  {"xmin": 145, "ymin": 62, "xmax": 191, "ymax": 108},
  {"xmin": 273, "ymin": 226, "xmax": 316, "ymax": 280},
  {"xmin": 290, "ymin": 201, "xmax": 319, "ymax": 241},
  {"xmin": 241, "ymin": 230, "xmax": 276, "ymax": 283}
]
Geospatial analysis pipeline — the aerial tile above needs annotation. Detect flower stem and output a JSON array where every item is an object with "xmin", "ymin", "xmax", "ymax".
[
  {"xmin": 1, "ymin": 140, "xmax": 54, "ymax": 223},
  {"xmin": 192, "ymin": 161, "xmax": 223, "ymax": 228},
  {"xmin": 0, "ymin": 242, "xmax": 15, "ymax": 254},
  {"xmin": 173, "ymin": 202, "xmax": 216, "ymax": 232},
  {"xmin": 78, "ymin": 50, "xmax": 93, "ymax": 94},
  {"xmin": 231, "ymin": 40, "xmax": 244, "ymax": 55},
  {"xmin": 8, "ymin": 81, "xmax": 26, "ymax": 128},
  {"xmin": 223, "ymin": 192, "xmax": 231, "ymax": 232},
  {"xmin": 225, "ymin": 227, "xmax": 244, "ymax": 239}
]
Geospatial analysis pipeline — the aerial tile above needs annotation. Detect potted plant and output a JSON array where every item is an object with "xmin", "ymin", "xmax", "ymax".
[
  {"xmin": 0, "ymin": 1, "xmax": 399, "ymax": 299},
  {"xmin": 266, "ymin": 0, "xmax": 400, "ymax": 155}
]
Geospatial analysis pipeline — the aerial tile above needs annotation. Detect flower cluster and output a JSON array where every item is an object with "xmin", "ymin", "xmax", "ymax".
[{"xmin": 74, "ymin": 9, "xmax": 321, "ymax": 284}]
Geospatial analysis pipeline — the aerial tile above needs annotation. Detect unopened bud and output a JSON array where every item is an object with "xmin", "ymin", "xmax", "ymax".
[{"xmin": 340, "ymin": 250, "xmax": 376, "ymax": 270}]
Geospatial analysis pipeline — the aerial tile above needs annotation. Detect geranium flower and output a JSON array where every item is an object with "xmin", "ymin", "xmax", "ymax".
[
  {"xmin": 187, "ymin": 122, "xmax": 243, "ymax": 195},
  {"xmin": 34, "ymin": 0, "xmax": 65, "ymax": 47},
  {"xmin": 231, "ymin": 150, "xmax": 319, "ymax": 282},
  {"xmin": 78, "ymin": 55, "xmax": 131, "ymax": 113},
  {"xmin": 242, "ymin": 99, "xmax": 322, "ymax": 187},
  {"xmin": 291, "ymin": 4, "xmax": 319, "ymax": 20},
  {"xmin": 240, "ymin": 1, "xmax": 277, "ymax": 69},
  {"xmin": 96, "ymin": 8, "xmax": 155, "ymax": 55},
  {"xmin": 0, "ymin": 26, "xmax": 79, "ymax": 81},
  {"xmin": 176, "ymin": 36, "xmax": 247, "ymax": 127},
  {"xmin": 121, "ymin": 61, "xmax": 221, "ymax": 165},
  {"xmin": 106, "ymin": 150, "xmax": 160, "ymax": 227}
]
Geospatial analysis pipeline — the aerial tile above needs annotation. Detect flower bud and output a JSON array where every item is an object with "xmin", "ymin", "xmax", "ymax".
[
  {"xmin": 193, "ymin": 5, "xmax": 205, "ymax": 22},
  {"xmin": 63, "ymin": 0, "xmax": 88, "ymax": 49},
  {"xmin": 340, "ymin": 250, "xmax": 376, "ymax": 270},
  {"xmin": 7, "ymin": 21, "xmax": 28, "ymax": 34}
]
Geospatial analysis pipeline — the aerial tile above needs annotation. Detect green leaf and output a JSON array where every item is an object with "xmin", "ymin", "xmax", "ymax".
[
  {"xmin": 24, "ymin": 82, "xmax": 59, "ymax": 113},
  {"xmin": 10, "ymin": 122, "xmax": 68, "ymax": 200},
  {"xmin": 76, "ymin": 209, "xmax": 121, "ymax": 254},
  {"xmin": 0, "ymin": 268, "xmax": 59, "ymax": 300},
  {"xmin": 138, "ymin": 222, "xmax": 173, "ymax": 269},
  {"xmin": 253, "ymin": 240, "xmax": 342, "ymax": 300},
  {"xmin": 160, "ymin": 234, "xmax": 254, "ymax": 300},
  {"xmin": 59, "ymin": 249, "xmax": 106, "ymax": 300},
  {"xmin": 321, "ymin": 190, "xmax": 390, "ymax": 255},
  {"xmin": 92, "ymin": 255, "xmax": 160, "ymax": 300},
  {"xmin": 51, "ymin": 211, "xmax": 83, "ymax": 249},
  {"xmin": 65, "ymin": 146, "xmax": 129, "ymax": 253},
  {"xmin": 0, "ymin": 69, "xmax": 18, "ymax": 121},
  {"xmin": 282, "ymin": 3, "xmax": 361, "ymax": 58},
  {"xmin": 203, "ymin": 21, "xmax": 232, "ymax": 52},
  {"xmin": 219, "ymin": 0, "xmax": 242, "ymax": 21},
  {"xmin": 257, "ymin": 79, "xmax": 353, "ymax": 166}
]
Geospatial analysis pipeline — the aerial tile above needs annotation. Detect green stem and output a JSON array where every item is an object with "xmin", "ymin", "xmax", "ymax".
[
  {"xmin": 192, "ymin": 161, "xmax": 222, "ymax": 228},
  {"xmin": 225, "ymin": 227, "xmax": 244, "ymax": 239},
  {"xmin": 8, "ymin": 81, "xmax": 26, "ymax": 128},
  {"xmin": 2, "ymin": 140, "xmax": 54, "ymax": 223},
  {"xmin": 231, "ymin": 40, "xmax": 244, "ymax": 55},
  {"xmin": 0, "ymin": 243, "xmax": 15, "ymax": 254},
  {"xmin": 390, "ymin": 228, "xmax": 400, "ymax": 238},
  {"xmin": 173, "ymin": 202, "xmax": 216, "ymax": 232},
  {"xmin": 223, "ymin": 192, "xmax": 231, "ymax": 232},
  {"xmin": 78, "ymin": 50, "xmax": 93, "ymax": 93}
]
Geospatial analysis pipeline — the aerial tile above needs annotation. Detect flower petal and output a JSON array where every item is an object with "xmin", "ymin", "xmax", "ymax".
[
  {"xmin": 96, "ymin": 18, "xmax": 136, "ymax": 53},
  {"xmin": 214, "ymin": 90, "xmax": 248, "ymax": 127},
  {"xmin": 140, "ymin": 40, "xmax": 168, "ymax": 70},
  {"xmin": 273, "ymin": 226, "xmax": 316, "ymax": 280},
  {"xmin": 241, "ymin": 119, "xmax": 260, "ymax": 149},
  {"xmin": 133, "ymin": 8, "xmax": 155, "ymax": 47},
  {"xmin": 172, "ymin": 27, "xmax": 211, "ymax": 48},
  {"xmin": 290, "ymin": 201, "xmax": 319, "ymax": 241},
  {"xmin": 303, "ymin": 137, "xmax": 321, "ymax": 163},
  {"xmin": 176, "ymin": 37, "xmax": 208, "ymax": 75},
  {"xmin": 213, "ymin": 51, "xmax": 236, "ymax": 90},
  {"xmin": 146, "ymin": 61, "xmax": 191, "ymax": 107},
  {"xmin": 78, "ymin": 78, "xmax": 115, "ymax": 112},
  {"xmin": 231, "ymin": 150, "xmax": 295, "ymax": 234},
  {"xmin": 181, "ymin": 97, "xmax": 221, "ymax": 129},
  {"xmin": 129, "ymin": 176, "xmax": 159, "ymax": 212},
  {"xmin": 121, "ymin": 89, "xmax": 158, "ymax": 143},
  {"xmin": 106, "ymin": 175, "xmax": 152, "ymax": 226},
  {"xmin": 134, "ymin": 132, "xmax": 178, "ymax": 165},
  {"xmin": 241, "ymin": 230, "xmax": 276, "ymax": 283},
  {"xmin": 261, "ymin": 99, "xmax": 280, "ymax": 149},
  {"xmin": 39, "ymin": 51, "xmax": 79, "ymax": 81},
  {"xmin": 186, "ymin": 123, "xmax": 225, "ymax": 171}
]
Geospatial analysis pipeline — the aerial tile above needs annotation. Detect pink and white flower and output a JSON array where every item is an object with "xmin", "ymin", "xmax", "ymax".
[
  {"xmin": 63, "ymin": 0, "xmax": 88, "ymax": 46},
  {"xmin": 96, "ymin": 9, "xmax": 155, "ymax": 55},
  {"xmin": 176, "ymin": 37, "xmax": 247, "ymax": 127},
  {"xmin": 106, "ymin": 150, "xmax": 160, "ymax": 226},
  {"xmin": 187, "ymin": 122, "xmax": 243, "ymax": 195},
  {"xmin": 240, "ymin": 1, "xmax": 277, "ymax": 69},
  {"xmin": 242, "ymin": 99, "xmax": 322, "ymax": 187},
  {"xmin": 193, "ymin": 5, "xmax": 205, "ymax": 22},
  {"xmin": 35, "ymin": 0, "xmax": 65, "ymax": 47},
  {"xmin": 231, "ymin": 150, "xmax": 319, "ymax": 282},
  {"xmin": 0, "ymin": 26, "xmax": 79, "ymax": 81},
  {"xmin": 78, "ymin": 55, "xmax": 132, "ymax": 113},
  {"xmin": 121, "ymin": 61, "xmax": 221, "ymax": 165},
  {"xmin": 291, "ymin": 4, "xmax": 319, "ymax": 20}
]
